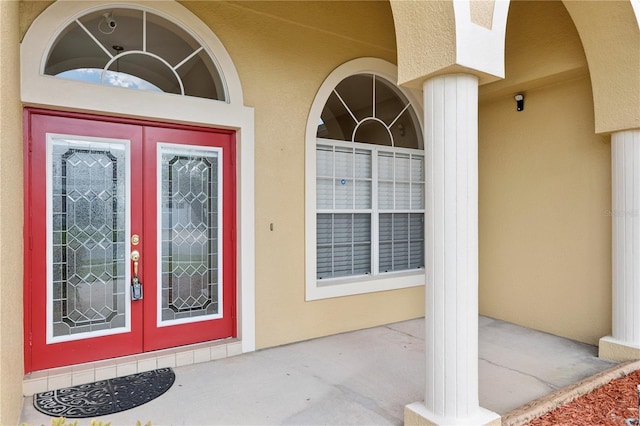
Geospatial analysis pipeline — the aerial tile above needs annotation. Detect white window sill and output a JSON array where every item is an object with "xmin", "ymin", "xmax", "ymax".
[{"xmin": 306, "ymin": 269, "xmax": 425, "ymax": 301}]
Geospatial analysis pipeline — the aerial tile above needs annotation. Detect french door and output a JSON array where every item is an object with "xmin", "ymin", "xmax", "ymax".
[{"xmin": 24, "ymin": 110, "xmax": 236, "ymax": 372}]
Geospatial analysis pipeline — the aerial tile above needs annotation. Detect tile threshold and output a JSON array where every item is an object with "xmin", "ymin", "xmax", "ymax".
[{"xmin": 23, "ymin": 338, "xmax": 242, "ymax": 396}]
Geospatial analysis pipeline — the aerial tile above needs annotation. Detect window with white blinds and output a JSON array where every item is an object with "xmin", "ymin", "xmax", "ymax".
[
  {"xmin": 308, "ymin": 66, "xmax": 425, "ymax": 296},
  {"xmin": 378, "ymin": 150, "xmax": 425, "ymax": 273},
  {"xmin": 316, "ymin": 142, "xmax": 424, "ymax": 280}
]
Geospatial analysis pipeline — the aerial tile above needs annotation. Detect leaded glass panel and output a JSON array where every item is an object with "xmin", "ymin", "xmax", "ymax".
[
  {"xmin": 160, "ymin": 146, "xmax": 221, "ymax": 323},
  {"xmin": 50, "ymin": 138, "xmax": 127, "ymax": 338}
]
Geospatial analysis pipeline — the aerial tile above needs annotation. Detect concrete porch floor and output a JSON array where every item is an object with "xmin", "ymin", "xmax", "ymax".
[{"xmin": 20, "ymin": 316, "xmax": 616, "ymax": 425}]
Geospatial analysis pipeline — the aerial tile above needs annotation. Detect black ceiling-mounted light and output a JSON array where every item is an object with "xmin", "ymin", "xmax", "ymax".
[{"xmin": 515, "ymin": 93, "xmax": 524, "ymax": 111}]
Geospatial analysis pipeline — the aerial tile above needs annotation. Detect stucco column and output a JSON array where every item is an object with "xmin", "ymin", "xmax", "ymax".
[
  {"xmin": 599, "ymin": 129, "xmax": 640, "ymax": 362},
  {"xmin": 404, "ymin": 74, "xmax": 500, "ymax": 426}
]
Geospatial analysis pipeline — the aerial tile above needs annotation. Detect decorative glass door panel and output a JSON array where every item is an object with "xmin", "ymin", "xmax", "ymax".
[
  {"xmin": 141, "ymin": 126, "xmax": 235, "ymax": 352},
  {"xmin": 49, "ymin": 137, "xmax": 129, "ymax": 341},
  {"xmin": 25, "ymin": 110, "xmax": 236, "ymax": 372},
  {"xmin": 159, "ymin": 146, "xmax": 222, "ymax": 325}
]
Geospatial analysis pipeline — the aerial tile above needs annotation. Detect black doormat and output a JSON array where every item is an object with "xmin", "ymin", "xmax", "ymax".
[{"xmin": 33, "ymin": 368, "xmax": 175, "ymax": 418}]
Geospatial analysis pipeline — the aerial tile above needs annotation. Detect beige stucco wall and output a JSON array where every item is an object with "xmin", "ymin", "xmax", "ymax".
[
  {"xmin": 389, "ymin": 0, "xmax": 456, "ymax": 87},
  {"xmin": 478, "ymin": 0, "xmax": 611, "ymax": 345},
  {"xmin": 180, "ymin": 1, "xmax": 425, "ymax": 349},
  {"xmin": 13, "ymin": 0, "xmax": 634, "ymax": 372},
  {"xmin": 0, "ymin": 1, "xmax": 25, "ymax": 424}
]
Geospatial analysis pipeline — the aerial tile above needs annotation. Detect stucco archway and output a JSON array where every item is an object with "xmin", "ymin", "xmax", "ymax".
[
  {"xmin": 562, "ymin": 0, "xmax": 640, "ymax": 134},
  {"xmin": 390, "ymin": 0, "xmax": 640, "ymax": 135}
]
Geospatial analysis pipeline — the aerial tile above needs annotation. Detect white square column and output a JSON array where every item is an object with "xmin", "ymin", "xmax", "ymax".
[
  {"xmin": 599, "ymin": 129, "xmax": 640, "ymax": 362},
  {"xmin": 405, "ymin": 74, "xmax": 500, "ymax": 426}
]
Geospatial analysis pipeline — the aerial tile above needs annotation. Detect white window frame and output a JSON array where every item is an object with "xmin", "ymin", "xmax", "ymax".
[
  {"xmin": 305, "ymin": 58, "xmax": 425, "ymax": 301},
  {"xmin": 46, "ymin": 134, "xmax": 132, "ymax": 343},
  {"xmin": 156, "ymin": 144, "xmax": 224, "ymax": 327}
]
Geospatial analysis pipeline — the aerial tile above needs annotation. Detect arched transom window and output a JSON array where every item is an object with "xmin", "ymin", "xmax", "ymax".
[
  {"xmin": 315, "ymin": 73, "xmax": 425, "ymax": 284},
  {"xmin": 45, "ymin": 7, "xmax": 227, "ymax": 101},
  {"xmin": 318, "ymin": 74, "xmax": 423, "ymax": 148}
]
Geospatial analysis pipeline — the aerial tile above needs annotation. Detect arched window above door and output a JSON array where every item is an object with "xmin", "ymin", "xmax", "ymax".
[{"xmin": 45, "ymin": 7, "xmax": 227, "ymax": 101}]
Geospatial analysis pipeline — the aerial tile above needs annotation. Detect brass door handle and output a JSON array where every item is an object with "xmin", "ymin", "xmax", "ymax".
[{"xmin": 131, "ymin": 250, "xmax": 140, "ymax": 276}]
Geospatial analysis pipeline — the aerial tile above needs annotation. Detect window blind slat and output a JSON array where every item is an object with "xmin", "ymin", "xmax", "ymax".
[
  {"xmin": 378, "ymin": 212, "xmax": 424, "ymax": 273},
  {"xmin": 316, "ymin": 213, "xmax": 371, "ymax": 279},
  {"xmin": 334, "ymin": 147, "xmax": 353, "ymax": 177},
  {"xmin": 411, "ymin": 183, "xmax": 424, "ymax": 209},
  {"xmin": 395, "ymin": 182, "xmax": 410, "ymax": 209},
  {"xmin": 354, "ymin": 180, "xmax": 372, "ymax": 209},
  {"xmin": 316, "ymin": 178, "xmax": 333, "ymax": 209},
  {"xmin": 316, "ymin": 145, "xmax": 334, "ymax": 176},
  {"xmin": 394, "ymin": 241, "xmax": 409, "ymax": 270},
  {"xmin": 379, "ymin": 241, "xmax": 392, "ymax": 272},
  {"xmin": 393, "ymin": 213, "xmax": 409, "ymax": 239},
  {"xmin": 378, "ymin": 152, "xmax": 394, "ymax": 180},
  {"xmin": 411, "ymin": 156, "xmax": 424, "ymax": 181},
  {"xmin": 378, "ymin": 182, "xmax": 394, "ymax": 209},
  {"xmin": 355, "ymin": 149, "xmax": 372, "ymax": 178},
  {"xmin": 395, "ymin": 154, "xmax": 410, "ymax": 181}
]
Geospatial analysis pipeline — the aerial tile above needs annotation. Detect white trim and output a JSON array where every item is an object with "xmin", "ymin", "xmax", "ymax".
[
  {"xmin": 305, "ymin": 58, "xmax": 425, "ymax": 301},
  {"xmin": 452, "ymin": 0, "xmax": 509, "ymax": 79},
  {"xmin": 156, "ymin": 144, "xmax": 224, "ymax": 327},
  {"xmin": 23, "ymin": 0, "xmax": 255, "ymax": 354},
  {"xmin": 405, "ymin": 402, "xmax": 501, "ymax": 426},
  {"xmin": 314, "ymin": 271, "xmax": 425, "ymax": 300},
  {"xmin": 45, "ymin": 134, "xmax": 132, "ymax": 344}
]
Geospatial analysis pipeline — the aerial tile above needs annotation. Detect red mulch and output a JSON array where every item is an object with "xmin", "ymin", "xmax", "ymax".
[{"xmin": 527, "ymin": 370, "xmax": 640, "ymax": 425}]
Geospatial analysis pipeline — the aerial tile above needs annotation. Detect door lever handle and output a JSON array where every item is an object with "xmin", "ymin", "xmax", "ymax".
[{"xmin": 131, "ymin": 250, "xmax": 140, "ymax": 276}]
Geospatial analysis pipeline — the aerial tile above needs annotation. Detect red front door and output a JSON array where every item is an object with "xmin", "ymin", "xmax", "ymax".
[{"xmin": 24, "ymin": 109, "xmax": 236, "ymax": 372}]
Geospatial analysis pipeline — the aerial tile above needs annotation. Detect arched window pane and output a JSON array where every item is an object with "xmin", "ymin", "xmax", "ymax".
[
  {"xmin": 107, "ymin": 54, "xmax": 182, "ymax": 95},
  {"xmin": 44, "ymin": 7, "xmax": 226, "ymax": 101},
  {"xmin": 375, "ymin": 77, "xmax": 406, "ymax": 126},
  {"xmin": 56, "ymin": 69, "xmax": 163, "ymax": 93},
  {"xmin": 335, "ymin": 75, "xmax": 373, "ymax": 122},
  {"xmin": 316, "ymin": 74, "xmax": 422, "ymax": 149},
  {"xmin": 318, "ymin": 91, "xmax": 356, "ymax": 141},
  {"xmin": 353, "ymin": 120, "xmax": 392, "ymax": 146},
  {"xmin": 179, "ymin": 50, "xmax": 225, "ymax": 101},
  {"xmin": 390, "ymin": 108, "xmax": 423, "ymax": 149},
  {"xmin": 45, "ymin": 22, "xmax": 110, "ymax": 76}
]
